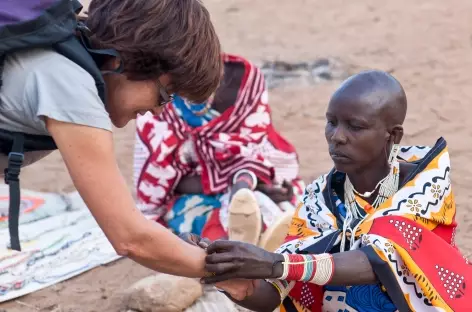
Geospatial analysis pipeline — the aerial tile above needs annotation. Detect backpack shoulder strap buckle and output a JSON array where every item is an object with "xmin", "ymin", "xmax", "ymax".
[
  {"xmin": 4, "ymin": 152, "xmax": 24, "ymax": 183},
  {"xmin": 4, "ymin": 133, "xmax": 25, "ymax": 184},
  {"xmin": 3, "ymin": 133, "xmax": 25, "ymax": 251}
]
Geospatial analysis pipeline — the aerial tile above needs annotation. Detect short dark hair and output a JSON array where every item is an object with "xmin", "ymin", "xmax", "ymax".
[{"xmin": 86, "ymin": 0, "xmax": 222, "ymax": 103}]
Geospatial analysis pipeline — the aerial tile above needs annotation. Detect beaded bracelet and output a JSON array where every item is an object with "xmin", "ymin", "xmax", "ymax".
[
  {"xmin": 232, "ymin": 169, "xmax": 258, "ymax": 191},
  {"xmin": 280, "ymin": 253, "xmax": 334, "ymax": 285},
  {"xmin": 267, "ymin": 279, "xmax": 294, "ymax": 301}
]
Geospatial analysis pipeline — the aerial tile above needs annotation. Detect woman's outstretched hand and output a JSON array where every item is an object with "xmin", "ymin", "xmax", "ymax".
[
  {"xmin": 215, "ymin": 279, "xmax": 258, "ymax": 301},
  {"xmin": 178, "ymin": 234, "xmax": 257, "ymax": 300},
  {"xmin": 178, "ymin": 232, "xmax": 212, "ymax": 249},
  {"xmin": 201, "ymin": 240, "xmax": 284, "ymax": 284}
]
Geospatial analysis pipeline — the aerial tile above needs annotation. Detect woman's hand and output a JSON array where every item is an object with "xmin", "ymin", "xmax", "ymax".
[
  {"xmin": 201, "ymin": 240, "xmax": 284, "ymax": 284},
  {"xmin": 178, "ymin": 232, "xmax": 211, "ymax": 249},
  {"xmin": 257, "ymin": 180, "xmax": 294, "ymax": 203},
  {"xmin": 175, "ymin": 175, "xmax": 204, "ymax": 194},
  {"xmin": 215, "ymin": 279, "xmax": 258, "ymax": 301}
]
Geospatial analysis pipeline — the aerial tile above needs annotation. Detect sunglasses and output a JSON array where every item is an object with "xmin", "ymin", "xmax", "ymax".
[{"xmin": 156, "ymin": 80, "xmax": 174, "ymax": 107}]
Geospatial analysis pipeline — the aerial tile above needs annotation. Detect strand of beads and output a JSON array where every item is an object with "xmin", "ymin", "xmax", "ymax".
[
  {"xmin": 232, "ymin": 169, "xmax": 258, "ymax": 190},
  {"xmin": 341, "ymin": 144, "xmax": 401, "ymax": 251},
  {"xmin": 268, "ymin": 279, "xmax": 294, "ymax": 301}
]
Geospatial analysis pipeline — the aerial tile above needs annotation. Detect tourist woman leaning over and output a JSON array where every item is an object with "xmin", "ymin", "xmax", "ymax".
[{"xmin": 0, "ymin": 0, "xmax": 222, "ymax": 279}]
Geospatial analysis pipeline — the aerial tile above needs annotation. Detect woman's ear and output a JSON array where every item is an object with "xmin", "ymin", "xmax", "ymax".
[
  {"xmin": 104, "ymin": 57, "xmax": 122, "ymax": 72},
  {"xmin": 101, "ymin": 56, "xmax": 124, "ymax": 75},
  {"xmin": 111, "ymin": 57, "xmax": 122, "ymax": 71}
]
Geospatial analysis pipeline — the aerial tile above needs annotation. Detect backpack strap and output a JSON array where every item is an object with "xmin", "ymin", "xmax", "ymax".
[
  {"xmin": 0, "ymin": 54, "xmax": 4, "ymax": 89},
  {"xmin": 3, "ymin": 133, "xmax": 24, "ymax": 251},
  {"xmin": 0, "ymin": 47, "xmax": 19, "ymax": 250},
  {"xmin": 0, "ymin": 129, "xmax": 56, "ymax": 251},
  {"xmin": 52, "ymin": 21, "xmax": 123, "ymax": 103},
  {"xmin": 0, "ymin": 129, "xmax": 57, "ymax": 154},
  {"xmin": 52, "ymin": 24, "xmax": 110, "ymax": 103},
  {"xmin": 0, "ymin": 133, "xmax": 57, "ymax": 254}
]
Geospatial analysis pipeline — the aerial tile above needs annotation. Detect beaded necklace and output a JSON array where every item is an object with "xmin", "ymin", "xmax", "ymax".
[{"xmin": 340, "ymin": 144, "xmax": 400, "ymax": 252}]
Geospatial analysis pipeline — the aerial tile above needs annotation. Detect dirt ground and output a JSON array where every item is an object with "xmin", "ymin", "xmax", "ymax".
[{"xmin": 2, "ymin": 0, "xmax": 472, "ymax": 311}]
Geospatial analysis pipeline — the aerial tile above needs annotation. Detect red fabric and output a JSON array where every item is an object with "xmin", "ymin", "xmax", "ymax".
[
  {"xmin": 201, "ymin": 209, "xmax": 227, "ymax": 241},
  {"xmin": 432, "ymin": 222, "xmax": 460, "ymax": 251},
  {"xmin": 369, "ymin": 216, "xmax": 472, "ymax": 311},
  {"xmin": 284, "ymin": 235, "xmax": 302, "ymax": 244},
  {"xmin": 289, "ymin": 282, "xmax": 323, "ymax": 312}
]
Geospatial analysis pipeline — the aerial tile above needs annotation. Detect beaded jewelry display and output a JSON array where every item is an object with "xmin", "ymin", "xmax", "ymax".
[
  {"xmin": 341, "ymin": 144, "xmax": 400, "ymax": 251},
  {"xmin": 189, "ymin": 101, "xmax": 212, "ymax": 116},
  {"xmin": 278, "ymin": 253, "xmax": 335, "ymax": 285},
  {"xmin": 185, "ymin": 93, "xmax": 215, "ymax": 116}
]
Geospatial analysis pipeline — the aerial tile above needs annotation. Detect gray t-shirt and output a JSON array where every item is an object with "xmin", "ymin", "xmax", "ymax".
[{"xmin": 0, "ymin": 48, "xmax": 112, "ymax": 174}]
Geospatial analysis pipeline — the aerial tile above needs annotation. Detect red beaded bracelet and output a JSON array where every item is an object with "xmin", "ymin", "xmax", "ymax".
[{"xmin": 280, "ymin": 253, "xmax": 334, "ymax": 285}]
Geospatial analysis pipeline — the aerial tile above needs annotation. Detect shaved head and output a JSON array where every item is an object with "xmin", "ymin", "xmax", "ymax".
[{"xmin": 331, "ymin": 70, "xmax": 407, "ymax": 126}]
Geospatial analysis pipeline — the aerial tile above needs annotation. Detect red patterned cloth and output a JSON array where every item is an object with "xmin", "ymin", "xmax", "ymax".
[{"xmin": 135, "ymin": 54, "xmax": 303, "ymax": 218}]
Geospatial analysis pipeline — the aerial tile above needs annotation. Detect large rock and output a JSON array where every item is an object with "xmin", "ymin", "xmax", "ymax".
[{"xmin": 121, "ymin": 274, "xmax": 203, "ymax": 312}]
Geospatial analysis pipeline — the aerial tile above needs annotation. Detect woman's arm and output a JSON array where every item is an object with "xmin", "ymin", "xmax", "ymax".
[
  {"xmin": 46, "ymin": 118, "xmax": 207, "ymax": 277},
  {"xmin": 330, "ymin": 249, "xmax": 377, "ymax": 285},
  {"xmin": 202, "ymin": 241, "xmax": 377, "ymax": 285}
]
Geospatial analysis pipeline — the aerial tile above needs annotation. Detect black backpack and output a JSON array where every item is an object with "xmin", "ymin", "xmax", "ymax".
[{"xmin": 0, "ymin": 0, "xmax": 119, "ymax": 251}]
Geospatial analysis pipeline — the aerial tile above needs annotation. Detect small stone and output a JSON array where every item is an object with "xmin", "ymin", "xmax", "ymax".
[{"xmin": 121, "ymin": 274, "xmax": 203, "ymax": 312}]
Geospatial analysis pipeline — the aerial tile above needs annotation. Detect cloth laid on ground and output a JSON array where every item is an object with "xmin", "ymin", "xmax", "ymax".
[
  {"xmin": 275, "ymin": 138, "xmax": 472, "ymax": 312},
  {"xmin": 0, "ymin": 184, "xmax": 157, "ymax": 302},
  {"xmin": 134, "ymin": 53, "xmax": 304, "ymax": 238}
]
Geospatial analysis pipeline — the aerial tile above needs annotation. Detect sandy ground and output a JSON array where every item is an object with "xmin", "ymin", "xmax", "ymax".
[{"xmin": 2, "ymin": 0, "xmax": 472, "ymax": 311}]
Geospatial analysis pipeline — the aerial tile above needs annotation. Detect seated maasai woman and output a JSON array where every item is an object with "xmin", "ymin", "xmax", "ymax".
[
  {"xmin": 198, "ymin": 70, "xmax": 472, "ymax": 312},
  {"xmin": 134, "ymin": 53, "xmax": 305, "ymax": 249}
]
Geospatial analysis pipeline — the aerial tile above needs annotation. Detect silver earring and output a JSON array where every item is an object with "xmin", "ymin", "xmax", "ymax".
[{"xmin": 388, "ymin": 144, "xmax": 400, "ymax": 165}]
